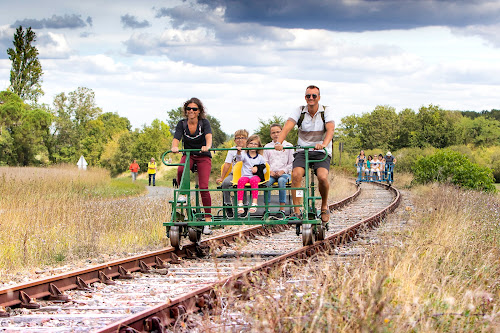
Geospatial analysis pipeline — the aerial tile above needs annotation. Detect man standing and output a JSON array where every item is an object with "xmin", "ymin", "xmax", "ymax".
[
  {"xmin": 263, "ymin": 123, "xmax": 294, "ymax": 213},
  {"xmin": 148, "ymin": 157, "xmax": 157, "ymax": 186},
  {"xmin": 129, "ymin": 159, "xmax": 140, "ymax": 182},
  {"xmin": 275, "ymin": 85, "xmax": 335, "ymax": 223}
]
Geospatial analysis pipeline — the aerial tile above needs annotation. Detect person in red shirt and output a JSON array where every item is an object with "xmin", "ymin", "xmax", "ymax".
[{"xmin": 129, "ymin": 159, "xmax": 140, "ymax": 182}]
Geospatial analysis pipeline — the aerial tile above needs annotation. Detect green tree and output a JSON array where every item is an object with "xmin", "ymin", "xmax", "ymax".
[
  {"xmin": 0, "ymin": 90, "xmax": 52, "ymax": 165},
  {"xmin": 413, "ymin": 105, "xmax": 459, "ymax": 148},
  {"xmin": 52, "ymin": 87, "xmax": 102, "ymax": 163},
  {"xmin": 393, "ymin": 108, "xmax": 419, "ymax": 149},
  {"xmin": 7, "ymin": 26, "xmax": 43, "ymax": 103},
  {"xmin": 133, "ymin": 119, "xmax": 172, "ymax": 170}
]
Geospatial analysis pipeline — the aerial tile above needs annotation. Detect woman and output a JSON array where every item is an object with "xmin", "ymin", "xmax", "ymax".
[
  {"xmin": 355, "ymin": 150, "xmax": 366, "ymax": 183},
  {"xmin": 171, "ymin": 98, "xmax": 213, "ymax": 234}
]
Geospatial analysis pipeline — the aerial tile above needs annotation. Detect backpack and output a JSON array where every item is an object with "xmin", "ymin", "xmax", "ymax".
[{"xmin": 297, "ymin": 105, "xmax": 327, "ymax": 130}]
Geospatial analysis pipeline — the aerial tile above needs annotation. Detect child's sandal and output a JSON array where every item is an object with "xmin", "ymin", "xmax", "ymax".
[
  {"xmin": 248, "ymin": 203, "xmax": 258, "ymax": 214},
  {"xmin": 237, "ymin": 203, "xmax": 245, "ymax": 214}
]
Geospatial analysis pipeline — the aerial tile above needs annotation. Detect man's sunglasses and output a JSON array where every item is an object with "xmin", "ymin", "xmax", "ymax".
[
  {"xmin": 305, "ymin": 94, "xmax": 318, "ymax": 99},
  {"xmin": 186, "ymin": 107, "xmax": 199, "ymax": 111}
]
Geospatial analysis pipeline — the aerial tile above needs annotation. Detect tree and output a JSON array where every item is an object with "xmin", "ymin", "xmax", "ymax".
[
  {"xmin": 0, "ymin": 90, "xmax": 52, "ymax": 165},
  {"xmin": 52, "ymin": 87, "xmax": 102, "ymax": 163},
  {"xmin": 7, "ymin": 26, "xmax": 44, "ymax": 103}
]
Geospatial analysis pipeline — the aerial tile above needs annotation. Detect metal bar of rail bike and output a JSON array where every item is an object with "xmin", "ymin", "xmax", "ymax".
[{"xmin": 161, "ymin": 146, "xmax": 327, "ymax": 227}]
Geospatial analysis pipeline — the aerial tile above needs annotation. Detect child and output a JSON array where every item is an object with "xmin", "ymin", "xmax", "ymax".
[
  {"xmin": 236, "ymin": 135, "xmax": 266, "ymax": 215},
  {"xmin": 377, "ymin": 154, "xmax": 385, "ymax": 180},
  {"xmin": 366, "ymin": 155, "xmax": 373, "ymax": 181}
]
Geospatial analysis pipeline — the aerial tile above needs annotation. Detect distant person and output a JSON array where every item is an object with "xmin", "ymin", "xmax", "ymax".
[
  {"xmin": 384, "ymin": 151, "xmax": 396, "ymax": 181},
  {"xmin": 148, "ymin": 157, "xmax": 157, "ymax": 186},
  {"xmin": 235, "ymin": 135, "xmax": 266, "ymax": 216},
  {"xmin": 263, "ymin": 123, "xmax": 294, "ymax": 213},
  {"xmin": 129, "ymin": 159, "xmax": 140, "ymax": 182},
  {"xmin": 366, "ymin": 155, "xmax": 374, "ymax": 181},
  {"xmin": 216, "ymin": 129, "xmax": 249, "ymax": 217},
  {"xmin": 355, "ymin": 150, "xmax": 366, "ymax": 183},
  {"xmin": 171, "ymin": 97, "xmax": 213, "ymax": 234},
  {"xmin": 275, "ymin": 85, "xmax": 335, "ymax": 223}
]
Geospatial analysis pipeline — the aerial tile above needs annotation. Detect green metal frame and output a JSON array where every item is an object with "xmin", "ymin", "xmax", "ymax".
[{"xmin": 161, "ymin": 146, "xmax": 327, "ymax": 231}]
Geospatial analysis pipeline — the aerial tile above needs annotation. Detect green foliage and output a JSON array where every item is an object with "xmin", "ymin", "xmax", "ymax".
[
  {"xmin": 7, "ymin": 26, "xmax": 44, "ymax": 103},
  {"xmin": 412, "ymin": 150, "xmax": 496, "ymax": 192},
  {"xmin": 254, "ymin": 115, "xmax": 298, "ymax": 145},
  {"xmin": 0, "ymin": 91, "xmax": 52, "ymax": 165}
]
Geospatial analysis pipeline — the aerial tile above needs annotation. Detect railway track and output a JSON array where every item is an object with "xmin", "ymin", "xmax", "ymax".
[{"xmin": 0, "ymin": 182, "xmax": 399, "ymax": 332}]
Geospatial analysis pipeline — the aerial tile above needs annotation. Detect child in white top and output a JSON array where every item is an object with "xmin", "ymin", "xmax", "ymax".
[{"xmin": 236, "ymin": 135, "xmax": 266, "ymax": 214}]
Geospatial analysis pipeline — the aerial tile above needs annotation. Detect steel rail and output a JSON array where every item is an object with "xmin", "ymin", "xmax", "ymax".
[
  {"xmin": 0, "ymin": 184, "xmax": 360, "ymax": 316},
  {"xmin": 96, "ymin": 183, "xmax": 398, "ymax": 333}
]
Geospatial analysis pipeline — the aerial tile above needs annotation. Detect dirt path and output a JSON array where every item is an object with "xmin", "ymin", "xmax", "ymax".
[{"xmin": 144, "ymin": 185, "xmax": 174, "ymax": 198}]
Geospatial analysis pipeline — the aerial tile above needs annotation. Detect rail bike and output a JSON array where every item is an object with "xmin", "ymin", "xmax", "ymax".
[
  {"xmin": 356, "ymin": 162, "xmax": 395, "ymax": 185},
  {"xmin": 161, "ymin": 146, "xmax": 328, "ymax": 249}
]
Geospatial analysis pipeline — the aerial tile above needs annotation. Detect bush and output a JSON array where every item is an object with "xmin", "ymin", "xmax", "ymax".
[{"xmin": 412, "ymin": 149, "xmax": 496, "ymax": 192}]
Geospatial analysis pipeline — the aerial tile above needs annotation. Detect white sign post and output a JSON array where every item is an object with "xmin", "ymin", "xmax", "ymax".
[{"xmin": 77, "ymin": 155, "xmax": 88, "ymax": 170}]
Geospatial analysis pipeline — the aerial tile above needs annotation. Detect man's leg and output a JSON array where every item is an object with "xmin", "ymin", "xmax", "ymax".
[
  {"xmin": 277, "ymin": 174, "xmax": 291, "ymax": 208},
  {"xmin": 265, "ymin": 176, "xmax": 277, "ymax": 205},
  {"xmin": 316, "ymin": 167, "xmax": 330, "ymax": 212},
  {"xmin": 291, "ymin": 167, "xmax": 305, "ymax": 215}
]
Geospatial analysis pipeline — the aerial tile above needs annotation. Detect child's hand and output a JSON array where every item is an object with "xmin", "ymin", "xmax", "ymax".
[
  {"xmin": 236, "ymin": 146, "xmax": 242, "ymax": 154},
  {"xmin": 252, "ymin": 166, "xmax": 258, "ymax": 174}
]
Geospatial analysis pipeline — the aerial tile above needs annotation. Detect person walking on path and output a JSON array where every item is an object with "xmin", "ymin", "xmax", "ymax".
[
  {"xmin": 129, "ymin": 159, "xmax": 140, "ymax": 182},
  {"xmin": 148, "ymin": 157, "xmax": 157, "ymax": 186},
  {"xmin": 263, "ymin": 123, "xmax": 294, "ymax": 213},
  {"xmin": 171, "ymin": 97, "xmax": 213, "ymax": 234},
  {"xmin": 274, "ymin": 85, "xmax": 335, "ymax": 223}
]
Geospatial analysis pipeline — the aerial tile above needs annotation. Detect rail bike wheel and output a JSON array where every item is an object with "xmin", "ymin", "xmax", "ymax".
[
  {"xmin": 188, "ymin": 227, "xmax": 202, "ymax": 243},
  {"xmin": 316, "ymin": 223, "xmax": 326, "ymax": 241},
  {"xmin": 170, "ymin": 226, "xmax": 181, "ymax": 249},
  {"xmin": 302, "ymin": 224, "xmax": 315, "ymax": 246}
]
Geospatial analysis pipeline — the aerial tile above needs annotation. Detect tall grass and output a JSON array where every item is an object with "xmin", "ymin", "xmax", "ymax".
[
  {"xmin": 204, "ymin": 184, "xmax": 500, "ymax": 332},
  {"xmin": 0, "ymin": 166, "xmax": 169, "ymax": 279}
]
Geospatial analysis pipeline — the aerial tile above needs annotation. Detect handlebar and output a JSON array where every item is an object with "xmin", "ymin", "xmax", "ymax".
[{"xmin": 161, "ymin": 146, "xmax": 328, "ymax": 166}]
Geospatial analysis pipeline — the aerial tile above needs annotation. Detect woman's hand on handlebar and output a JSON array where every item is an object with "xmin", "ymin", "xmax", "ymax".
[
  {"xmin": 201, "ymin": 145, "xmax": 210, "ymax": 152},
  {"xmin": 171, "ymin": 146, "xmax": 179, "ymax": 153}
]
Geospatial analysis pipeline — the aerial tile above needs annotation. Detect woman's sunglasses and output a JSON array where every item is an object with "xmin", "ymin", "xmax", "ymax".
[{"xmin": 186, "ymin": 107, "xmax": 199, "ymax": 111}]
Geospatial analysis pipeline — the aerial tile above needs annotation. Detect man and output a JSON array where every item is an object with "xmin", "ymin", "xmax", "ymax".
[
  {"xmin": 384, "ymin": 151, "xmax": 396, "ymax": 182},
  {"xmin": 148, "ymin": 157, "xmax": 157, "ymax": 186},
  {"xmin": 263, "ymin": 123, "xmax": 294, "ymax": 214},
  {"xmin": 129, "ymin": 159, "xmax": 140, "ymax": 182},
  {"xmin": 275, "ymin": 85, "xmax": 335, "ymax": 223},
  {"xmin": 216, "ymin": 129, "xmax": 249, "ymax": 217}
]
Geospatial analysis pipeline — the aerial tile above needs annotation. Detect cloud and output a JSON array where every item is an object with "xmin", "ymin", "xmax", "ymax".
[
  {"xmin": 121, "ymin": 14, "xmax": 151, "ymax": 29},
  {"xmin": 37, "ymin": 32, "xmax": 73, "ymax": 59},
  {"xmin": 11, "ymin": 14, "xmax": 91, "ymax": 29},
  {"xmin": 195, "ymin": 0, "xmax": 500, "ymax": 32},
  {"xmin": 0, "ymin": 25, "xmax": 16, "ymax": 59},
  {"xmin": 452, "ymin": 23, "xmax": 500, "ymax": 47}
]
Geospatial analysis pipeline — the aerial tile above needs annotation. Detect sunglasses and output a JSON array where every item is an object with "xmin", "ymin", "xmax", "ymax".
[
  {"xmin": 186, "ymin": 107, "xmax": 199, "ymax": 111},
  {"xmin": 305, "ymin": 94, "xmax": 318, "ymax": 99}
]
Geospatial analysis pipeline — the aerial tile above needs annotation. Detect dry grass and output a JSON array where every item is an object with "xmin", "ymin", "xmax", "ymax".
[
  {"xmin": 0, "ymin": 166, "xmax": 169, "ymax": 280},
  {"xmin": 203, "ymin": 184, "xmax": 500, "ymax": 332}
]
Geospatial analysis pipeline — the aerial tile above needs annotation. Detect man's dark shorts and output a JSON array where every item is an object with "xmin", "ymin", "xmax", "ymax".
[{"xmin": 293, "ymin": 151, "xmax": 331, "ymax": 173}]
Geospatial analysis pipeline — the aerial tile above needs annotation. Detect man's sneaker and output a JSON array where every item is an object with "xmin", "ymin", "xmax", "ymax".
[
  {"xmin": 177, "ymin": 195, "xmax": 187, "ymax": 203},
  {"xmin": 203, "ymin": 225, "xmax": 212, "ymax": 235}
]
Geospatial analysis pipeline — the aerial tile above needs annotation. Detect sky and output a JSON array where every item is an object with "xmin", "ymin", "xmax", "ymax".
[{"xmin": 1, "ymin": 0, "xmax": 500, "ymax": 134}]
